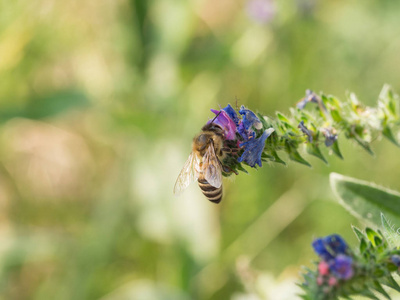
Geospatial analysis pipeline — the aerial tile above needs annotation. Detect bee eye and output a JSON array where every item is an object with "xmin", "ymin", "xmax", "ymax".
[{"xmin": 197, "ymin": 134, "xmax": 207, "ymax": 144}]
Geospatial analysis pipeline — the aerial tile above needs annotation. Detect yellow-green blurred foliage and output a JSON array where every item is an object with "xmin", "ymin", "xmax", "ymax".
[{"xmin": 1, "ymin": 0, "xmax": 400, "ymax": 299}]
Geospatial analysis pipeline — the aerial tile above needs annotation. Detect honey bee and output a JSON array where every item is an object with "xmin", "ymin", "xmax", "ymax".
[{"xmin": 174, "ymin": 120, "xmax": 227, "ymax": 204}]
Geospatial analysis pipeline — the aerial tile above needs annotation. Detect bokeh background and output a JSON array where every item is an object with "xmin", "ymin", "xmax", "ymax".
[{"xmin": 1, "ymin": 0, "xmax": 400, "ymax": 299}]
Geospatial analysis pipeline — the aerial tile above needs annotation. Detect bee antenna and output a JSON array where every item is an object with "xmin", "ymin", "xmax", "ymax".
[
  {"xmin": 235, "ymin": 96, "xmax": 239, "ymax": 110},
  {"xmin": 210, "ymin": 110, "xmax": 222, "ymax": 123}
]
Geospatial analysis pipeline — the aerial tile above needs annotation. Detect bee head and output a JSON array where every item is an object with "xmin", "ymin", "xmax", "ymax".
[{"xmin": 195, "ymin": 134, "xmax": 209, "ymax": 151}]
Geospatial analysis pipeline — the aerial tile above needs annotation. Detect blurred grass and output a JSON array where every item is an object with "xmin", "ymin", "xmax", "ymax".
[{"xmin": 1, "ymin": 0, "xmax": 400, "ymax": 299}]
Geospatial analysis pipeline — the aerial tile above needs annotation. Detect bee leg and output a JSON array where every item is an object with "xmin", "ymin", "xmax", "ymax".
[
  {"xmin": 222, "ymin": 147, "xmax": 241, "ymax": 154},
  {"xmin": 222, "ymin": 164, "xmax": 238, "ymax": 175}
]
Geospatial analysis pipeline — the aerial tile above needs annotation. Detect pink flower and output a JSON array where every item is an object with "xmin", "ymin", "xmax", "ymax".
[
  {"xmin": 328, "ymin": 276, "xmax": 337, "ymax": 286},
  {"xmin": 316, "ymin": 276, "xmax": 324, "ymax": 286},
  {"xmin": 318, "ymin": 261, "xmax": 329, "ymax": 276},
  {"xmin": 209, "ymin": 109, "xmax": 237, "ymax": 140},
  {"xmin": 247, "ymin": 0, "xmax": 276, "ymax": 24}
]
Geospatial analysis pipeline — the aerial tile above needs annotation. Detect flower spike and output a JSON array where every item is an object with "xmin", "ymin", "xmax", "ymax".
[
  {"xmin": 204, "ymin": 85, "xmax": 400, "ymax": 177},
  {"xmin": 300, "ymin": 229, "xmax": 400, "ymax": 299}
]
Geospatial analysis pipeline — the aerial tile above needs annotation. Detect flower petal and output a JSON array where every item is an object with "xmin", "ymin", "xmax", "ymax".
[
  {"xmin": 238, "ymin": 128, "xmax": 274, "ymax": 167},
  {"xmin": 297, "ymin": 89, "xmax": 323, "ymax": 110},
  {"xmin": 246, "ymin": 0, "xmax": 276, "ymax": 24},
  {"xmin": 322, "ymin": 128, "xmax": 338, "ymax": 147},
  {"xmin": 239, "ymin": 105, "xmax": 263, "ymax": 131},
  {"xmin": 209, "ymin": 109, "xmax": 237, "ymax": 140},
  {"xmin": 391, "ymin": 255, "xmax": 400, "ymax": 267},
  {"xmin": 298, "ymin": 121, "xmax": 313, "ymax": 142},
  {"xmin": 323, "ymin": 234, "xmax": 348, "ymax": 255},
  {"xmin": 318, "ymin": 261, "xmax": 330, "ymax": 276},
  {"xmin": 312, "ymin": 234, "xmax": 348, "ymax": 261},
  {"xmin": 223, "ymin": 104, "xmax": 240, "ymax": 126},
  {"xmin": 330, "ymin": 255, "xmax": 353, "ymax": 280},
  {"xmin": 238, "ymin": 122, "xmax": 255, "ymax": 141},
  {"xmin": 312, "ymin": 238, "xmax": 334, "ymax": 261}
]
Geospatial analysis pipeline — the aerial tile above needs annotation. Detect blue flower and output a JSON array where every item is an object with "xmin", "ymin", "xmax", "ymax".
[
  {"xmin": 239, "ymin": 105, "xmax": 263, "ymax": 131},
  {"xmin": 298, "ymin": 121, "xmax": 313, "ymax": 142},
  {"xmin": 297, "ymin": 89, "xmax": 322, "ymax": 110},
  {"xmin": 312, "ymin": 234, "xmax": 348, "ymax": 260},
  {"xmin": 324, "ymin": 234, "xmax": 348, "ymax": 255},
  {"xmin": 330, "ymin": 254, "xmax": 354, "ymax": 280},
  {"xmin": 391, "ymin": 255, "xmax": 400, "ymax": 267},
  {"xmin": 322, "ymin": 128, "xmax": 338, "ymax": 147},
  {"xmin": 312, "ymin": 238, "xmax": 334, "ymax": 261},
  {"xmin": 238, "ymin": 128, "xmax": 274, "ymax": 167},
  {"xmin": 238, "ymin": 122, "xmax": 255, "ymax": 141},
  {"xmin": 223, "ymin": 104, "xmax": 240, "ymax": 126}
]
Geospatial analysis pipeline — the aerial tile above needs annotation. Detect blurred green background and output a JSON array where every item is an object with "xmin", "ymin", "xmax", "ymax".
[{"xmin": 1, "ymin": 0, "xmax": 400, "ymax": 299}]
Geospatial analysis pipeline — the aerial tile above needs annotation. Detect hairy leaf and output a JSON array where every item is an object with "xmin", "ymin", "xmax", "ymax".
[{"xmin": 330, "ymin": 173, "xmax": 400, "ymax": 228}]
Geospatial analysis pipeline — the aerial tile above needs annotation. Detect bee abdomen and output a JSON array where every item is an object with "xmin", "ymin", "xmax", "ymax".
[{"xmin": 198, "ymin": 178, "xmax": 222, "ymax": 204}]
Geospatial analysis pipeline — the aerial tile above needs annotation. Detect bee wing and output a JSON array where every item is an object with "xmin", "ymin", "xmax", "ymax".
[
  {"xmin": 173, "ymin": 152, "xmax": 201, "ymax": 196},
  {"xmin": 203, "ymin": 143, "xmax": 223, "ymax": 188}
]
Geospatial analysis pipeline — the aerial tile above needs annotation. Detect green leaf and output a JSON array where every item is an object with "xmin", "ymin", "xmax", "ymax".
[
  {"xmin": 360, "ymin": 238, "xmax": 368, "ymax": 254},
  {"xmin": 366, "ymin": 228, "xmax": 379, "ymax": 246},
  {"xmin": 306, "ymin": 143, "xmax": 328, "ymax": 164},
  {"xmin": 379, "ymin": 84, "xmax": 399, "ymax": 117},
  {"xmin": 257, "ymin": 113, "xmax": 273, "ymax": 128},
  {"xmin": 358, "ymin": 287, "xmax": 380, "ymax": 300},
  {"xmin": 352, "ymin": 225, "xmax": 365, "ymax": 241},
  {"xmin": 330, "ymin": 173, "xmax": 400, "ymax": 228},
  {"xmin": 330, "ymin": 109, "xmax": 342, "ymax": 123},
  {"xmin": 236, "ymin": 164, "xmax": 248, "ymax": 174},
  {"xmin": 373, "ymin": 280, "xmax": 391, "ymax": 300},
  {"xmin": 373, "ymin": 236, "xmax": 384, "ymax": 251},
  {"xmin": 269, "ymin": 150, "xmax": 286, "ymax": 165},
  {"xmin": 276, "ymin": 112, "xmax": 296, "ymax": 130},
  {"xmin": 381, "ymin": 213, "xmax": 400, "ymax": 248},
  {"xmin": 331, "ymin": 141, "xmax": 343, "ymax": 159},
  {"xmin": 24, "ymin": 90, "xmax": 90, "ymax": 119},
  {"xmin": 261, "ymin": 152, "xmax": 274, "ymax": 160},
  {"xmin": 285, "ymin": 142, "xmax": 311, "ymax": 167},
  {"xmin": 352, "ymin": 135, "xmax": 375, "ymax": 156},
  {"xmin": 382, "ymin": 126, "xmax": 400, "ymax": 147},
  {"xmin": 381, "ymin": 274, "xmax": 400, "ymax": 292},
  {"xmin": 276, "ymin": 112, "xmax": 291, "ymax": 123}
]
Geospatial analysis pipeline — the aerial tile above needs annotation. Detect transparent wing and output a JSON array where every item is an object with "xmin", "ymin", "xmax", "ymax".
[
  {"xmin": 173, "ymin": 152, "xmax": 201, "ymax": 196},
  {"xmin": 203, "ymin": 143, "xmax": 223, "ymax": 188}
]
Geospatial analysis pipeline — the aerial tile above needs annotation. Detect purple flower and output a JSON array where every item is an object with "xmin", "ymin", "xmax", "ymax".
[
  {"xmin": 238, "ymin": 128, "xmax": 274, "ymax": 167},
  {"xmin": 209, "ymin": 109, "xmax": 237, "ymax": 140},
  {"xmin": 298, "ymin": 121, "xmax": 313, "ymax": 142},
  {"xmin": 239, "ymin": 105, "xmax": 263, "ymax": 131},
  {"xmin": 246, "ymin": 0, "xmax": 276, "ymax": 24},
  {"xmin": 223, "ymin": 104, "xmax": 240, "ymax": 126},
  {"xmin": 391, "ymin": 255, "xmax": 400, "ymax": 267},
  {"xmin": 322, "ymin": 128, "xmax": 338, "ymax": 147},
  {"xmin": 238, "ymin": 122, "xmax": 255, "ymax": 141},
  {"xmin": 297, "ymin": 89, "xmax": 322, "ymax": 110},
  {"xmin": 330, "ymin": 255, "xmax": 354, "ymax": 280},
  {"xmin": 312, "ymin": 234, "xmax": 348, "ymax": 260}
]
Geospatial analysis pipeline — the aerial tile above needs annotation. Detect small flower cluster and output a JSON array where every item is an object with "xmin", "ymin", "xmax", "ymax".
[
  {"xmin": 312, "ymin": 235, "xmax": 354, "ymax": 293},
  {"xmin": 209, "ymin": 85, "xmax": 400, "ymax": 176},
  {"xmin": 300, "ymin": 228, "xmax": 400, "ymax": 299},
  {"xmin": 209, "ymin": 104, "xmax": 275, "ymax": 172}
]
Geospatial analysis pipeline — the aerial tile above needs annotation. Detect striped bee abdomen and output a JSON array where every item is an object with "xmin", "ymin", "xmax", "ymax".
[{"xmin": 198, "ymin": 177, "xmax": 222, "ymax": 204}]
